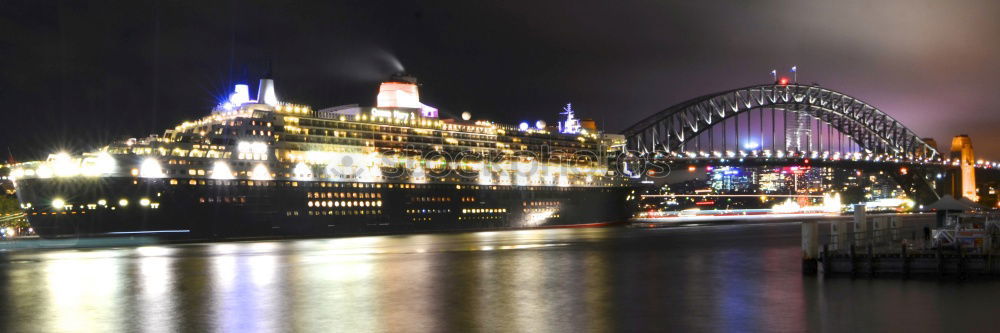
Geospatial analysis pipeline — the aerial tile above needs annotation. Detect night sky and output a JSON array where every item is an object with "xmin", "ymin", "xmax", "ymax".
[{"xmin": 2, "ymin": 0, "xmax": 999, "ymax": 160}]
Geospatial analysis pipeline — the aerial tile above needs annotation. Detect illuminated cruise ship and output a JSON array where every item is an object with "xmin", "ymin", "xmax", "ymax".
[{"xmin": 10, "ymin": 73, "xmax": 632, "ymax": 239}]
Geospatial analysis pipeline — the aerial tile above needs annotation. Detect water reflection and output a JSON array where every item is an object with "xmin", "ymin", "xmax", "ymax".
[
  {"xmin": 41, "ymin": 250, "xmax": 126, "ymax": 332},
  {"xmin": 134, "ymin": 246, "xmax": 177, "ymax": 333},
  {"xmin": 3, "ymin": 224, "xmax": 1000, "ymax": 332}
]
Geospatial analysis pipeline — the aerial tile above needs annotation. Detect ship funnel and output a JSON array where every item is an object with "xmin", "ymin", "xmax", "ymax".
[
  {"xmin": 376, "ymin": 72, "xmax": 437, "ymax": 118},
  {"xmin": 257, "ymin": 78, "xmax": 279, "ymax": 106}
]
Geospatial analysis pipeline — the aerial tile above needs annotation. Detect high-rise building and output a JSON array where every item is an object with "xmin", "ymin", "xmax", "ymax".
[{"xmin": 785, "ymin": 112, "xmax": 812, "ymax": 151}]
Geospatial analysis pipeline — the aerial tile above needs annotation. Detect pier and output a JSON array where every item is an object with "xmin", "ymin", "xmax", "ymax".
[{"xmin": 802, "ymin": 207, "xmax": 1000, "ymax": 278}]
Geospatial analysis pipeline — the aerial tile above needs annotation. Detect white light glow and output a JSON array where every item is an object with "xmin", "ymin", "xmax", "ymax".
[
  {"xmin": 36, "ymin": 165, "xmax": 53, "ymax": 179},
  {"xmin": 772, "ymin": 199, "xmax": 801, "ymax": 213},
  {"xmin": 237, "ymin": 141, "xmax": 268, "ymax": 154},
  {"xmin": 251, "ymin": 142, "xmax": 267, "ymax": 154},
  {"xmin": 237, "ymin": 141, "xmax": 251, "ymax": 153},
  {"xmin": 293, "ymin": 162, "xmax": 313, "ymax": 180},
  {"xmin": 229, "ymin": 84, "xmax": 251, "ymax": 106},
  {"xmin": 139, "ymin": 158, "xmax": 165, "ymax": 178},
  {"xmin": 822, "ymin": 193, "xmax": 843, "ymax": 213},
  {"xmin": 524, "ymin": 210, "xmax": 556, "ymax": 226},
  {"xmin": 211, "ymin": 161, "xmax": 235, "ymax": 179},
  {"xmin": 51, "ymin": 152, "xmax": 80, "ymax": 177},
  {"xmin": 251, "ymin": 164, "xmax": 272, "ymax": 180},
  {"xmin": 82, "ymin": 152, "xmax": 117, "ymax": 176},
  {"xmin": 9, "ymin": 168, "xmax": 23, "ymax": 181}
]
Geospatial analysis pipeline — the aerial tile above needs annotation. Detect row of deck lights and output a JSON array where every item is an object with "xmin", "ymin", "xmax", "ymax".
[
  {"xmin": 14, "ymin": 145, "xmax": 998, "ymax": 185},
  {"xmin": 12, "ymin": 154, "xmax": 603, "ymax": 184},
  {"xmin": 43, "ymin": 197, "xmax": 159, "ymax": 211}
]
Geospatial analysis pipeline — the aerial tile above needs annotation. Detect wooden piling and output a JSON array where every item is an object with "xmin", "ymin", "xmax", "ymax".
[
  {"xmin": 850, "ymin": 244, "xmax": 857, "ymax": 278},
  {"xmin": 902, "ymin": 243, "xmax": 910, "ymax": 279},
  {"xmin": 936, "ymin": 246, "xmax": 944, "ymax": 278},
  {"xmin": 802, "ymin": 221, "xmax": 819, "ymax": 275},
  {"xmin": 958, "ymin": 245, "xmax": 965, "ymax": 280},
  {"xmin": 821, "ymin": 244, "xmax": 830, "ymax": 275},
  {"xmin": 868, "ymin": 244, "xmax": 875, "ymax": 277}
]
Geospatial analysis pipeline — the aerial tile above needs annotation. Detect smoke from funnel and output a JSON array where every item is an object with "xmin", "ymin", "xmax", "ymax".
[
  {"xmin": 324, "ymin": 45, "xmax": 406, "ymax": 82},
  {"xmin": 379, "ymin": 48, "xmax": 405, "ymax": 73}
]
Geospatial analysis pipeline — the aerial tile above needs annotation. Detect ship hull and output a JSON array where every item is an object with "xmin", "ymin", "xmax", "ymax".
[{"xmin": 14, "ymin": 177, "xmax": 631, "ymax": 240}]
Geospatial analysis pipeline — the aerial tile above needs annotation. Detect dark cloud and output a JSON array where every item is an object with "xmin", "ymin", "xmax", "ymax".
[{"xmin": 2, "ymin": 0, "xmax": 999, "ymax": 159}]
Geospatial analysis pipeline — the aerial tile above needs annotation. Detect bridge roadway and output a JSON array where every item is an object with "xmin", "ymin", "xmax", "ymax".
[
  {"xmin": 631, "ymin": 211, "xmax": 934, "ymax": 228},
  {"xmin": 619, "ymin": 150, "xmax": 1000, "ymax": 205},
  {"xmin": 641, "ymin": 194, "xmax": 825, "ymax": 198},
  {"xmin": 622, "ymin": 149, "xmax": 1000, "ymax": 173}
]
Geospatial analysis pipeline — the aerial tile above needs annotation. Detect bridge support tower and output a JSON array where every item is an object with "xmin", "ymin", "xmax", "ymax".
[{"xmin": 949, "ymin": 135, "xmax": 977, "ymax": 201}]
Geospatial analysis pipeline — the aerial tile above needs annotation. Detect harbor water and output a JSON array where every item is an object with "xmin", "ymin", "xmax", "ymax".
[{"xmin": 2, "ymin": 222, "xmax": 1000, "ymax": 332}]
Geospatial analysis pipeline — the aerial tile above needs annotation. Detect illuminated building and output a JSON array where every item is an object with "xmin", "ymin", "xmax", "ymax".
[
  {"xmin": 708, "ymin": 166, "xmax": 754, "ymax": 193},
  {"xmin": 10, "ymin": 72, "xmax": 631, "ymax": 239},
  {"xmin": 650, "ymin": 164, "xmax": 911, "ymax": 211},
  {"xmin": 784, "ymin": 112, "xmax": 812, "ymax": 151}
]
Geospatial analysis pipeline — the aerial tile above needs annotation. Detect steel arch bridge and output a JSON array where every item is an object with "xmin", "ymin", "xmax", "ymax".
[{"xmin": 621, "ymin": 84, "xmax": 939, "ymax": 159}]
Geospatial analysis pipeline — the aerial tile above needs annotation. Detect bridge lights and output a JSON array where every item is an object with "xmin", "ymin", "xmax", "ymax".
[{"xmin": 779, "ymin": 77, "xmax": 789, "ymax": 85}]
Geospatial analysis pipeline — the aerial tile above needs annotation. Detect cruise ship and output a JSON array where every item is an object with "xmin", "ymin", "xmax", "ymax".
[{"xmin": 9, "ymin": 73, "xmax": 634, "ymax": 239}]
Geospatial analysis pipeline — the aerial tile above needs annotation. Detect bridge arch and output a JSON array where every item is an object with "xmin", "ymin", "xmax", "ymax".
[{"xmin": 621, "ymin": 84, "xmax": 938, "ymax": 159}]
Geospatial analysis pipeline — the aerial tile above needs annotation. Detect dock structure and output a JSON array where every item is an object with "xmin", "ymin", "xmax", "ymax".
[{"xmin": 803, "ymin": 207, "xmax": 1000, "ymax": 278}]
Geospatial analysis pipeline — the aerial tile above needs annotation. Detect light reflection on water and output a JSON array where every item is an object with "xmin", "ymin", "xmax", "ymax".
[
  {"xmin": 136, "ymin": 250, "xmax": 176, "ymax": 333},
  {"xmin": 2, "ymin": 224, "xmax": 1000, "ymax": 332}
]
